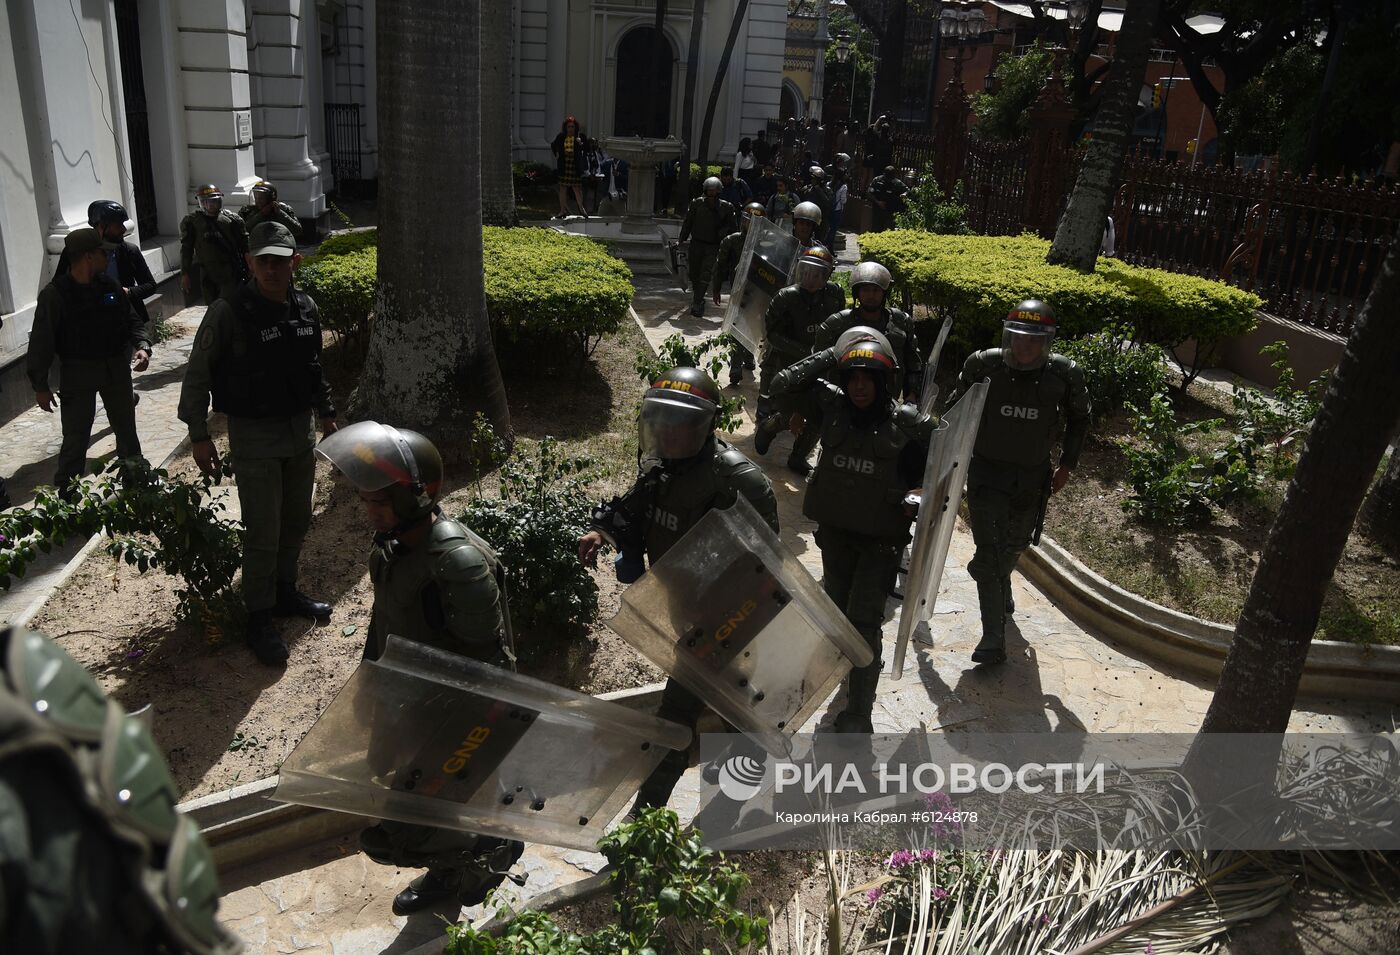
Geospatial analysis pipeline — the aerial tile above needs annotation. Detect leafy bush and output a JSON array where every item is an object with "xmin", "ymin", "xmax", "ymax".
[
  {"xmin": 316, "ymin": 228, "xmax": 379, "ymax": 257},
  {"xmin": 689, "ymin": 162, "xmax": 724, "ymax": 181},
  {"xmin": 445, "ymin": 808, "xmax": 767, "ymax": 954},
  {"xmin": 0, "ymin": 459, "xmax": 243, "ymax": 629},
  {"xmin": 635, "ymin": 332, "xmax": 746, "ymax": 433},
  {"xmin": 1119, "ymin": 395, "xmax": 1221, "ymax": 526},
  {"xmin": 513, "ymin": 160, "xmax": 557, "ymax": 191},
  {"xmin": 460, "ymin": 419, "xmax": 598, "ymax": 653},
  {"xmin": 970, "ymin": 42, "xmax": 1056, "ymax": 141},
  {"xmin": 1228, "ymin": 340, "xmax": 1327, "ymax": 480},
  {"xmin": 1057, "ymin": 324, "xmax": 1169, "ymax": 421},
  {"xmin": 857, "ymin": 231, "xmax": 1261, "ymax": 373},
  {"xmin": 296, "ymin": 247, "xmax": 376, "ymax": 341},
  {"xmin": 894, "ymin": 166, "xmax": 973, "ymax": 235}
]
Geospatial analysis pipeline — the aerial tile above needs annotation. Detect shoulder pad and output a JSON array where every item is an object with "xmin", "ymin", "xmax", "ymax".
[
  {"xmin": 290, "ymin": 288, "xmax": 316, "ymax": 312},
  {"xmin": 1046, "ymin": 353, "xmax": 1081, "ymax": 378},
  {"xmin": 893, "ymin": 402, "xmax": 937, "ymax": 441},
  {"xmin": 964, "ymin": 349, "xmax": 1002, "ymax": 376},
  {"xmin": 716, "ymin": 443, "xmax": 770, "ymax": 488},
  {"xmin": 426, "ymin": 519, "xmax": 493, "ymax": 583},
  {"xmin": 888, "ymin": 307, "xmax": 913, "ymax": 327}
]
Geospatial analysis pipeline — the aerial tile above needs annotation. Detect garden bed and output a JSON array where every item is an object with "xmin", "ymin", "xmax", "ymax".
[{"xmin": 27, "ymin": 319, "xmax": 659, "ymax": 800}]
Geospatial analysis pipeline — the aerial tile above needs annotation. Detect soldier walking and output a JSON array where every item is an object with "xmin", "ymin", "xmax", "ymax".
[
  {"xmin": 947, "ymin": 300, "xmax": 1090, "ymax": 665},
  {"xmin": 178, "ymin": 222, "xmax": 338, "ymax": 665},
  {"xmin": 180, "ymin": 184, "xmax": 249, "ymax": 305},
  {"xmin": 710, "ymin": 201, "xmax": 767, "ymax": 385},
  {"xmin": 238, "ymin": 180, "xmax": 304, "ymax": 241},
  {"xmin": 679, "ymin": 177, "xmax": 737, "ymax": 317},
  {"xmin": 816, "ymin": 262, "xmax": 922, "ymax": 400}
]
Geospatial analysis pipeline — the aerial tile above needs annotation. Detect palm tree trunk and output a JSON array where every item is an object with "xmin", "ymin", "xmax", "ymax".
[
  {"xmin": 1361, "ymin": 442, "xmax": 1400, "ymax": 549},
  {"xmin": 1193, "ymin": 236, "xmax": 1400, "ymax": 737},
  {"xmin": 355, "ymin": 0, "xmax": 511, "ymax": 449},
  {"xmin": 678, "ymin": 0, "xmax": 707, "ymax": 204},
  {"xmin": 1045, "ymin": 0, "xmax": 1158, "ymax": 272},
  {"xmin": 481, "ymin": 0, "xmax": 517, "ymax": 226},
  {"xmin": 695, "ymin": 0, "xmax": 751, "ymax": 168}
]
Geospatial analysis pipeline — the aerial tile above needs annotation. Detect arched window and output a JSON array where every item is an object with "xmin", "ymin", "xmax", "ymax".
[{"xmin": 614, "ymin": 27, "xmax": 673, "ymax": 137}]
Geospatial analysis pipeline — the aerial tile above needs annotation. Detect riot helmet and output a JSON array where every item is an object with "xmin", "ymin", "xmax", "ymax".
[
  {"xmin": 835, "ymin": 327, "xmax": 898, "ymax": 406},
  {"xmin": 195, "ymin": 183, "xmax": 223, "ymax": 215},
  {"xmin": 850, "ymin": 261, "xmax": 893, "ymax": 310},
  {"xmin": 792, "ymin": 201, "xmax": 823, "ymax": 227},
  {"xmin": 703, "ymin": 176, "xmax": 724, "ymax": 197},
  {"xmin": 315, "ymin": 421, "xmax": 444, "ymax": 525},
  {"xmin": 794, "ymin": 245, "xmax": 835, "ymax": 291},
  {"xmin": 250, "ymin": 179, "xmax": 277, "ymax": 202},
  {"xmin": 741, "ymin": 201, "xmax": 767, "ymax": 228},
  {"xmin": 87, "ymin": 199, "xmax": 129, "ymax": 232},
  {"xmin": 639, "ymin": 367, "xmax": 719, "ymax": 462},
  {"xmin": 1001, "ymin": 299, "xmax": 1057, "ymax": 371},
  {"xmin": 808, "ymin": 165, "xmax": 826, "ymax": 182}
]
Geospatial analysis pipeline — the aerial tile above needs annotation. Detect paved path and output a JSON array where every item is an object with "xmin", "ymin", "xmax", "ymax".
[
  {"xmin": 213, "ymin": 266, "xmax": 1396, "ymax": 954},
  {"xmin": 0, "ymin": 304, "xmax": 204, "ymax": 625}
]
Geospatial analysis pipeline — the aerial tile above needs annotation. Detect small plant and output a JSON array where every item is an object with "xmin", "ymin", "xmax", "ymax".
[
  {"xmin": 460, "ymin": 418, "xmax": 599, "ymax": 652},
  {"xmin": 894, "ymin": 165, "xmax": 973, "ymax": 235},
  {"xmin": 1057, "ymin": 324, "xmax": 1169, "ymax": 421},
  {"xmin": 445, "ymin": 808, "xmax": 768, "ymax": 954},
  {"xmin": 1228, "ymin": 340, "xmax": 1326, "ymax": 480},
  {"xmin": 0, "ymin": 458, "xmax": 244, "ymax": 630},
  {"xmin": 635, "ymin": 333, "xmax": 746, "ymax": 433},
  {"xmin": 1120, "ymin": 394, "xmax": 1222, "ymax": 527}
]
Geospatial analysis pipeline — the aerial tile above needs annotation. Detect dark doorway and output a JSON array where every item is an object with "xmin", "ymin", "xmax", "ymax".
[
  {"xmin": 114, "ymin": 0, "xmax": 158, "ymax": 236},
  {"xmin": 614, "ymin": 27, "xmax": 672, "ymax": 137},
  {"xmin": 780, "ymin": 84, "xmax": 803, "ymax": 121}
]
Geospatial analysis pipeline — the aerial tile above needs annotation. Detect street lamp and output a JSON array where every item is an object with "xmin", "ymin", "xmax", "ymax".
[
  {"xmin": 939, "ymin": 1, "xmax": 989, "ymax": 91},
  {"xmin": 833, "ymin": 30, "xmax": 851, "ymax": 65}
]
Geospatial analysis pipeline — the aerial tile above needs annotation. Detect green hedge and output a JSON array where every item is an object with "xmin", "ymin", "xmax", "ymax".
[
  {"xmin": 857, "ymin": 231, "xmax": 1260, "ymax": 361},
  {"xmin": 294, "ymin": 226, "xmax": 634, "ymax": 356}
]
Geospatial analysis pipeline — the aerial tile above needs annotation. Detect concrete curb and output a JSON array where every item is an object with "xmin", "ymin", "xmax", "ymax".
[
  {"xmin": 1019, "ymin": 535, "xmax": 1400, "ymax": 703},
  {"xmin": 184, "ymin": 682, "xmax": 668, "ymax": 868}
]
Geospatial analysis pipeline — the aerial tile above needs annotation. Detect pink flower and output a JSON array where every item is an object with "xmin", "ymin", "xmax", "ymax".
[
  {"xmin": 866, "ymin": 887, "xmax": 884, "ymax": 903},
  {"xmin": 932, "ymin": 887, "xmax": 949, "ymax": 901},
  {"xmin": 886, "ymin": 850, "xmax": 916, "ymax": 869}
]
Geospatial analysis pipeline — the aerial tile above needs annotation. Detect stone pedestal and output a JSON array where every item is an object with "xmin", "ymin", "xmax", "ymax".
[{"xmin": 602, "ymin": 136, "xmax": 684, "ymax": 226}]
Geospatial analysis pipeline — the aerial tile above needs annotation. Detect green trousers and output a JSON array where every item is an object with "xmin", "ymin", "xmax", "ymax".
[
  {"xmin": 817, "ymin": 525, "xmax": 904, "ymax": 720},
  {"xmin": 687, "ymin": 241, "xmax": 719, "ymax": 305},
  {"xmin": 231, "ymin": 448, "xmax": 315, "ymax": 613},
  {"xmin": 965, "ymin": 458, "xmax": 1047, "ymax": 653},
  {"xmin": 55, "ymin": 357, "xmax": 142, "ymax": 491}
]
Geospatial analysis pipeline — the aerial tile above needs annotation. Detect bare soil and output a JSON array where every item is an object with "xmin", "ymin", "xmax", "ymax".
[
  {"xmin": 30, "ymin": 320, "xmax": 660, "ymax": 800},
  {"xmin": 1043, "ymin": 381, "xmax": 1400, "ymax": 646}
]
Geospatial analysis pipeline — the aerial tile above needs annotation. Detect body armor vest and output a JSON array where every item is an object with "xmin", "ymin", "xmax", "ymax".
[
  {"xmin": 970, "ymin": 351, "xmax": 1076, "ymax": 468},
  {"xmin": 211, "ymin": 285, "xmax": 322, "ymax": 419},
  {"xmin": 644, "ymin": 441, "xmax": 748, "ymax": 562},
  {"xmin": 804, "ymin": 403, "xmax": 915, "ymax": 540},
  {"xmin": 820, "ymin": 306, "xmax": 917, "ymax": 390},
  {"xmin": 53, "ymin": 274, "xmax": 128, "ymax": 360},
  {"xmin": 768, "ymin": 285, "xmax": 846, "ymax": 362}
]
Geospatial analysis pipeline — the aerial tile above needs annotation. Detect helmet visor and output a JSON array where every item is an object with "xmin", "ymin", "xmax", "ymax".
[
  {"xmin": 639, "ymin": 392, "xmax": 714, "ymax": 460},
  {"xmin": 314, "ymin": 421, "xmax": 419, "ymax": 493},
  {"xmin": 1001, "ymin": 323, "xmax": 1054, "ymax": 370},
  {"xmin": 795, "ymin": 259, "xmax": 831, "ymax": 288}
]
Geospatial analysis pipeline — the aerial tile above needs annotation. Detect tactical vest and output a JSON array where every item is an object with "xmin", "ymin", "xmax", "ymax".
[
  {"xmin": 644, "ymin": 441, "xmax": 750, "ymax": 562},
  {"xmin": 52, "ymin": 275, "xmax": 128, "ymax": 360},
  {"xmin": 770, "ymin": 285, "xmax": 845, "ymax": 360},
  {"xmin": 0, "ymin": 627, "xmax": 237, "ymax": 954},
  {"xmin": 805, "ymin": 403, "xmax": 917, "ymax": 540},
  {"xmin": 211, "ymin": 285, "xmax": 322, "ymax": 419},
  {"xmin": 368, "ymin": 517, "xmax": 514, "ymax": 666},
  {"xmin": 969, "ymin": 351, "xmax": 1076, "ymax": 469},
  {"xmin": 821, "ymin": 307, "xmax": 917, "ymax": 390}
]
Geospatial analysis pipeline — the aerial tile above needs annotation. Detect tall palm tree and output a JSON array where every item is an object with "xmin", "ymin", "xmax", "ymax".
[
  {"xmin": 481, "ymin": 0, "xmax": 517, "ymax": 226},
  {"xmin": 1045, "ymin": 0, "xmax": 1159, "ymax": 272},
  {"xmin": 695, "ymin": 0, "xmax": 752, "ymax": 166},
  {"xmin": 355, "ymin": 0, "xmax": 511, "ymax": 447}
]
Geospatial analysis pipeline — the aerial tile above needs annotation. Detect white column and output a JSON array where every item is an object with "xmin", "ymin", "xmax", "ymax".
[
  {"xmin": 140, "ymin": 0, "xmax": 189, "ymax": 238},
  {"xmin": 359, "ymin": 0, "xmax": 378, "ymax": 180},
  {"xmin": 246, "ymin": 0, "xmax": 326, "ymax": 218},
  {"xmin": 811, "ymin": 0, "xmax": 829, "ymax": 120},
  {"xmin": 545, "ymin": 0, "xmax": 566, "ymax": 135},
  {"xmin": 176, "ymin": 0, "xmax": 256, "ymax": 202}
]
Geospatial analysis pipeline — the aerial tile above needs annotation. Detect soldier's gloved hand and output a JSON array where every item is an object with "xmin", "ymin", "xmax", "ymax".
[
  {"xmin": 181, "ymin": 273, "xmax": 191, "ymax": 294},
  {"xmin": 789, "ymin": 413, "xmax": 805, "ymax": 436},
  {"xmin": 578, "ymin": 530, "xmax": 605, "ymax": 568},
  {"xmin": 1052, "ymin": 464, "xmax": 1072, "ymax": 495},
  {"xmin": 131, "ymin": 349, "xmax": 150, "ymax": 373},
  {"xmin": 35, "ymin": 390, "xmax": 57, "ymax": 413},
  {"xmin": 193, "ymin": 439, "xmax": 221, "ymax": 477}
]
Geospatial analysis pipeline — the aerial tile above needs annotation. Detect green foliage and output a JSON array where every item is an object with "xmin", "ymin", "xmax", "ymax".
[
  {"xmin": 1120, "ymin": 395, "xmax": 1223, "ymax": 526},
  {"xmin": 635, "ymin": 333, "xmax": 746, "ymax": 433},
  {"xmin": 296, "ymin": 247, "xmax": 376, "ymax": 341},
  {"xmin": 513, "ymin": 160, "xmax": 557, "ymax": 191},
  {"xmin": 689, "ymin": 163, "xmax": 724, "ymax": 181},
  {"xmin": 460, "ymin": 417, "xmax": 599, "ymax": 651},
  {"xmin": 484, "ymin": 226, "xmax": 635, "ymax": 359},
  {"xmin": 970, "ymin": 43, "xmax": 1056, "ymax": 141},
  {"xmin": 857, "ymin": 231, "xmax": 1260, "ymax": 367},
  {"xmin": 316, "ymin": 229, "xmax": 379, "ymax": 257},
  {"xmin": 1227, "ymin": 340, "xmax": 1327, "ymax": 480},
  {"xmin": 894, "ymin": 165, "xmax": 972, "ymax": 235},
  {"xmin": 1057, "ymin": 324, "xmax": 1169, "ymax": 421},
  {"xmin": 445, "ymin": 808, "xmax": 767, "ymax": 955},
  {"xmin": 0, "ymin": 459, "xmax": 243, "ymax": 629}
]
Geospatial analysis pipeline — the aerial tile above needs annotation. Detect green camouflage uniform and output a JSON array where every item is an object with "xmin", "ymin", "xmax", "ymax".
[
  {"xmin": 239, "ymin": 199, "xmax": 304, "ymax": 242},
  {"xmin": 949, "ymin": 349, "xmax": 1090, "ymax": 656},
  {"xmin": 25, "ymin": 273, "xmax": 150, "ymax": 491},
  {"xmin": 593, "ymin": 437, "xmax": 778, "ymax": 809},
  {"xmin": 179, "ymin": 209, "xmax": 249, "ymax": 305},
  {"xmin": 815, "ymin": 305, "xmax": 924, "ymax": 400},
  {"xmin": 762, "ymin": 283, "xmax": 847, "ymax": 463},
  {"xmin": 771, "ymin": 349, "xmax": 936, "ymax": 728},
  {"xmin": 178, "ymin": 281, "xmax": 335, "ymax": 616},
  {"xmin": 679, "ymin": 196, "xmax": 737, "ymax": 309},
  {"xmin": 711, "ymin": 229, "xmax": 754, "ymax": 378}
]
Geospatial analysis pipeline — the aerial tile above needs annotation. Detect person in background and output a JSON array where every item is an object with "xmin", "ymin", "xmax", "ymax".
[
  {"xmin": 735, "ymin": 137, "xmax": 757, "ymax": 189},
  {"xmin": 827, "ymin": 166, "xmax": 849, "ymax": 249},
  {"xmin": 718, "ymin": 166, "xmax": 753, "ymax": 208},
  {"xmin": 766, "ymin": 175, "xmax": 797, "ymax": 226},
  {"xmin": 752, "ymin": 129, "xmax": 775, "ymax": 172},
  {"xmin": 753, "ymin": 163, "xmax": 778, "ymax": 206},
  {"xmin": 551, "ymin": 116, "xmax": 589, "ymax": 218}
]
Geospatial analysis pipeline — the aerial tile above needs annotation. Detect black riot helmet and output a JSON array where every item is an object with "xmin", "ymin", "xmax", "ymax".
[
  {"xmin": 834, "ymin": 326, "xmax": 898, "ymax": 394},
  {"xmin": 1002, "ymin": 299, "xmax": 1057, "ymax": 371},
  {"xmin": 87, "ymin": 200, "xmax": 129, "ymax": 231},
  {"xmin": 639, "ymin": 367, "xmax": 720, "ymax": 461}
]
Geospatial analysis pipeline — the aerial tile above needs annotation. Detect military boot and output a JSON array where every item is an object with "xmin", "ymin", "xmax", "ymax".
[
  {"xmin": 971, "ymin": 634, "xmax": 1007, "ymax": 666},
  {"xmin": 457, "ymin": 838, "xmax": 527, "ymax": 906},
  {"xmin": 274, "ymin": 581, "xmax": 332, "ymax": 620},
  {"xmin": 245, "ymin": 611, "xmax": 289, "ymax": 666},
  {"xmin": 832, "ymin": 663, "xmax": 878, "ymax": 733},
  {"xmin": 753, "ymin": 413, "xmax": 785, "ymax": 456},
  {"xmin": 1004, "ymin": 576, "xmax": 1015, "ymax": 617},
  {"xmin": 392, "ymin": 868, "xmax": 461, "ymax": 916}
]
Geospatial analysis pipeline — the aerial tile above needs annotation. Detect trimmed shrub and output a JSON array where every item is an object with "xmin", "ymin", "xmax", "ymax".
[
  {"xmin": 857, "ymin": 231, "xmax": 1260, "ymax": 380},
  {"xmin": 296, "ymin": 247, "xmax": 376, "ymax": 340},
  {"xmin": 1057, "ymin": 324, "xmax": 1170, "ymax": 422},
  {"xmin": 316, "ymin": 228, "xmax": 379, "ymax": 257}
]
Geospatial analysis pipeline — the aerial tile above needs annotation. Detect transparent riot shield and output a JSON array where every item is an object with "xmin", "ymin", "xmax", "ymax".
[
  {"xmin": 721, "ymin": 220, "xmax": 800, "ymax": 356},
  {"xmin": 919, "ymin": 315, "xmax": 954, "ymax": 416},
  {"xmin": 606, "ymin": 496, "xmax": 872, "ymax": 757},
  {"xmin": 273, "ymin": 637, "xmax": 692, "ymax": 852},
  {"xmin": 892, "ymin": 380, "xmax": 989, "ymax": 678}
]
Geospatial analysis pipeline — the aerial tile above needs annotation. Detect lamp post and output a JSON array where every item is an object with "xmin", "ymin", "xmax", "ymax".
[
  {"xmin": 1062, "ymin": 0, "xmax": 1090, "ymax": 86},
  {"xmin": 938, "ymin": 1, "xmax": 989, "ymax": 93}
]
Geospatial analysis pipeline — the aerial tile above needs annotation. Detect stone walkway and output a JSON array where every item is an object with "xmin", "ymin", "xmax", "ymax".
[
  {"xmin": 0, "ymin": 304, "xmax": 205, "ymax": 625},
  {"xmin": 210, "ymin": 265, "xmax": 1396, "ymax": 954}
]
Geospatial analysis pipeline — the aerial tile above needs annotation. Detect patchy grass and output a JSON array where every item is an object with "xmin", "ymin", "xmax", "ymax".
[{"xmin": 1044, "ymin": 381, "xmax": 1400, "ymax": 647}]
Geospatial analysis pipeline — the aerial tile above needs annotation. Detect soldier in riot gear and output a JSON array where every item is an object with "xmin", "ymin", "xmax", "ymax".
[
  {"xmin": 238, "ymin": 180, "xmax": 304, "ymax": 242},
  {"xmin": 679, "ymin": 176, "xmax": 738, "ymax": 317},
  {"xmin": 802, "ymin": 167, "xmax": 834, "ymax": 232},
  {"xmin": 770, "ymin": 329, "xmax": 936, "ymax": 732},
  {"xmin": 579, "ymin": 368, "xmax": 778, "ymax": 810},
  {"xmin": 0, "ymin": 625, "xmax": 240, "ymax": 954},
  {"xmin": 948, "ymin": 299, "xmax": 1090, "ymax": 665},
  {"xmin": 754, "ymin": 245, "xmax": 845, "ymax": 474},
  {"xmin": 180, "ymin": 184, "xmax": 249, "ymax": 305},
  {"xmin": 53, "ymin": 201, "xmax": 160, "ymax": 335},
  {"xmin": 26, "ymin": 228, "xmax": 152, "ymax": 495},
  {"xmin": 711, "ymin": 201, "xmax": 768, "ymax": 385},
  {"xmin": 315, "ymin": 421, "xmax": 526, "ymax": 915},
  {"xmin": 790, "ymin": 200, "xmax": 827, "ymax": 252},
  {"xmin": 179, "ymin": 221, "xmax": 338, "ymax": 666},
  {"xmin": 816, "ymin": 260, "xmax": 923, "ymax": 400}
]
